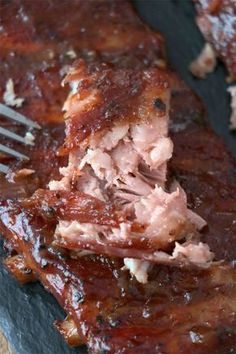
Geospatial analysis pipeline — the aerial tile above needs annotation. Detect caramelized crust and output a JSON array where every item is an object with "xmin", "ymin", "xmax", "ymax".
[
  {"xmin": 24, "ymin": 189, "xmax": 122, "ymax": 227},
  {"xmin": 61, "ymin": 60, "xmax": 169, "ymax": 154},
  {"xmin": 0, "ymin": 0, "xmax": 165, "ymax": 125}
]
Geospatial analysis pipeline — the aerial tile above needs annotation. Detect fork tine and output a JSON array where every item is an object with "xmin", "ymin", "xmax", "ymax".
[
  {"xmin": 0, "ymin": 163, "xmax": 9, "ymax": 174},
  {"xmin": 0, "ymin": 103, "xmax": 41, "ymax": 129},
  {"xmin": 0, "ymin": 126, "xmax": 34, "ymax": 146},
  {"xmin": 0, "ymin": 143, "xmax": 29, "ymax": 160}
]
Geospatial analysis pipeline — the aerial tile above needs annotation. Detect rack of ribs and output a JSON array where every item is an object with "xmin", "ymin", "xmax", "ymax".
[{"xmin": 0, "ymin": 1, "xmax": 236, "ymax": 353}]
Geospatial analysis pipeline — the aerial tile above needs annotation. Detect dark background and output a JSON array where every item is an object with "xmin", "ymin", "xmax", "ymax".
[{"xmin": 0, "ymin": 1, "xmax": 235, "ymax": 354}]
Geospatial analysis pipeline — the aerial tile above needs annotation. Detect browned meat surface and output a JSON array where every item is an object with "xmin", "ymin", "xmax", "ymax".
[
  {"xmin": 0, "ymin": 0, "xmax": 236, "ymax": 353},
  {"xmin": 24, "ymin": 189, "xmax": 122, "ymax": 227},
  {"xmin": 0, "ymin": 0, "xmax": 165, "ymax": 123},
  {"xmin": 195, "ymin": 0, "xmax": 236, "ymax": 81},
  {"xmin": 0, "ymin": 195, "xmax": 236, "ymax": 354},
  {"xmin": 60, "ymin": 60, "xmax": 170, "ymax": 153},
  {"xmin": 0, "ymin": 0, "xmax": 165, "ymax": 199}
]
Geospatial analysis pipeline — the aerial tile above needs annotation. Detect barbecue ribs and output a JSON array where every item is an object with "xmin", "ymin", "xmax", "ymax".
[{"xmin": 0, "ymin": 1, "xmax": 236, "ymax": 353}]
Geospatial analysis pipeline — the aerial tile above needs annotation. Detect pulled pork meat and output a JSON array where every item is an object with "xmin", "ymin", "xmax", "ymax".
[
  {"xmin": 28, "ymin": 60, "xmax": 213, "ymax": 282},
  {"xmin": 193, "ymin": 0, "xmax": 236, "ymax": 130},
  {"xmin": 189, "ymin": 43, "xmax": 217, "ymax": 78},
  {"xmin": 195, "ymin": 0, "xmax": 236, "ymax": 82}
]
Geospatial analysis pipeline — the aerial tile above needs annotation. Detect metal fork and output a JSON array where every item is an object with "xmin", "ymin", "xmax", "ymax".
[{"xmin": 0, "ymin": 103, "xmax": 41, "ymax": 174}]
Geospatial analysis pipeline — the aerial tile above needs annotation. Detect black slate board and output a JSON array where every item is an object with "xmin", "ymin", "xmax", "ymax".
[{"xmin": 0, "ymin": 1, "xmax": 235, "ymax": 354}]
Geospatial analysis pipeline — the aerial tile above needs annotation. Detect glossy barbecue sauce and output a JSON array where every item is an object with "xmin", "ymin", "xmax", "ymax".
[{"xmin": 0, "ymin": 1, "xmax": 236, "ymax": 353}]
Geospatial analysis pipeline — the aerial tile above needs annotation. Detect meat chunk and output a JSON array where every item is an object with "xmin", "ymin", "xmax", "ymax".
[
  {"xmin": 59, "ymin": 60, "xmax": 170, "ymax": 154},
  {"xmin": 189, "ymin": 43, "xmax": 217, "ymax": 78},
  {"xmin": 44, "ymin": 61, "xmax": 213, "ymax": 281},
  {"xmin": 123, "ymin": 258, "xmax": 151, "ymax": 284},
  {"xmin": 3, "ymin": 78, "xmax": 25, "ymax": 108},
  {"xmin": 195, "ymin": 0, "xmax": 236, "ymax": 82},
  {"xmin": 194, "ymin": 1, "xmax": 236, "ymax": 129}
]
